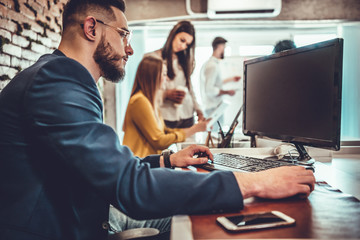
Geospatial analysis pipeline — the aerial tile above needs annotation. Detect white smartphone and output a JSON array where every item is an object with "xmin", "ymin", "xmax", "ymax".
[{"xmin": 216, "ymin": 211, "xmax": 295, "ymax": 232}]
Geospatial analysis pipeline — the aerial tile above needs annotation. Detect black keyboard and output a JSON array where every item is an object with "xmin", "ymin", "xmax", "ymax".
[{"xmin": 197, "ymin": 153, "xmax": 295, "ymax": 172}]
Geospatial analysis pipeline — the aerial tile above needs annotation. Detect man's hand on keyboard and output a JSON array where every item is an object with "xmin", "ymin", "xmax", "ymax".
[
  {"xmin": 233, "ymin": 166, "xmax": 315, "ymax": 199},
  {"xmin": 170, "ymin": 145, "xmax": 213, "ymax": 167}
]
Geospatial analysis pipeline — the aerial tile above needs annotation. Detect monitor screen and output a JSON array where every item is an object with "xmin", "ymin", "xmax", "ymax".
[{"xmin": 243, "ymin": 38, "xmax": 343, "ymax": 151}]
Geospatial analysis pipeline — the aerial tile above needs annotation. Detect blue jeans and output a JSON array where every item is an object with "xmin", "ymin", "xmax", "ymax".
[{"xmin": 108, "ymin": 205, "xmax": 171, "ymax": 234}]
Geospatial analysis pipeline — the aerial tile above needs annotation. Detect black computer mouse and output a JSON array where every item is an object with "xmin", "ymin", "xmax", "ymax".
[
  {"xmin": 193, "ymin": 151, "xmax": 210, "ymax": 159},
  {"xmin": 305, "ymin": 166, "xmax": 315, "ymax": 172}
]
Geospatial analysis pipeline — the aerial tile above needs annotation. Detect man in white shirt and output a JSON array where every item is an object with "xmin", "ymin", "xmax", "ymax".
[{"xmin": 200, "ymin": 37, "xmax": 241, "ymax": 129}]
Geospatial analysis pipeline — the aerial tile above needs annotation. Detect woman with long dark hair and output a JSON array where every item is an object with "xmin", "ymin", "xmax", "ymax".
[
  {"xmin": 123, "ymin": 56, "xmax": 208, "ymax": 157},
  {"xmin": 145, "ymin": 20, "xmax": 205, "ymax": 129}
]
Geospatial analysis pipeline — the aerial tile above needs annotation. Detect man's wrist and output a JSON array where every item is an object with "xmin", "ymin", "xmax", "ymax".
[
  {"xmin": 233, "ymin": 172, "xmax": 260, "ymax": 199},
  {"xmin": 161, "ymin": 149, "xmax": 174, "ymax": 168}
]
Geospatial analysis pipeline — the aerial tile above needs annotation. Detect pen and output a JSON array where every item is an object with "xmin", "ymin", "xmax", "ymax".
[
  {"xmin": 220, "ymin": 121, "xmax": 238, "ymax": 148},
  {"xmin": 229, "ymin": 121, "xmax": 238, "ymax": 135},
  {"xmin": 217, "ymin": 121, "xmax": 225, "ymax": 140}
]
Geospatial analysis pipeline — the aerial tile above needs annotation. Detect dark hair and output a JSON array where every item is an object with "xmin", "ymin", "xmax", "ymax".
[
  {"xmin": 62, "ymin": 0, "xmax": 125, "ymax": 32},
  {"xmin": 212, "ymin": 36, "xmax": 227, "ymax": 51},
  {"xmin": 273, "ymin": 40, "xmax": 296, "ymax": 53},
  {"xmin": 161, "ymin": 20, "xmax": 195, "ymax": 88}
]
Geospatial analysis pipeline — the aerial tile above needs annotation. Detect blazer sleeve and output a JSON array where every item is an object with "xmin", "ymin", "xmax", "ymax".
[
  {"xmin": 24, "ymin": 56, "xmax": 243, "ymax": 220},
  {"xmin": 128, "ymin": 94, "xmax": 186, "ymax": 149}
]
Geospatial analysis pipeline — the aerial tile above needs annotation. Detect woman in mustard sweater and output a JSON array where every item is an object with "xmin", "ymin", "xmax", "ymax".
[{"xmin": 123, "ymin": 56, "xmax": 208, "ymax": 157}]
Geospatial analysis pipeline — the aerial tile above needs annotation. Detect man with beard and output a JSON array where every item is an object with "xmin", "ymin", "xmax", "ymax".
[
  {"xmin": 0, "ymin": 1, "xmax": 315, "ymax": 240},
  {"xmin": 200, "ymin": 37, "xmax": 241, "ymax": 130}
]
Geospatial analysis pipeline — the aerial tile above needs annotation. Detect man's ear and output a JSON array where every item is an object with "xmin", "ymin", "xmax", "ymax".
[{"xmin": 82, "ymin": 16, "xmax": 98, "ymax": 41}]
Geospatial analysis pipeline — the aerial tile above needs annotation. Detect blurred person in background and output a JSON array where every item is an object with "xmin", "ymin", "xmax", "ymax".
[
  {"xmin": 200, "ymin": 36, "xmax": 241, "ymax": 130},
  {"xmin": 273, "ymin": 39, "xmax": 297, "ymax": 53},
  {"xmin": 123, "ymin": 56, "xmax": 208, "ymax": 157},
  {"xmin": 145, "ymin": 20, "xmax": 205, "ymax": 129}
]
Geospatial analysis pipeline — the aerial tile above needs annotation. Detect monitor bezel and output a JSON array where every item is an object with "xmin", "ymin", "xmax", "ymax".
[{"xmin": 242, "ymin": 38, "xmax": 343, "ymax": 151}]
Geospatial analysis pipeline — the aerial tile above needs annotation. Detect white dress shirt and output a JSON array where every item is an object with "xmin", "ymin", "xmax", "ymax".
[{"xmin": 200, "ymin": 56, "xmax": 223, "ymax": 111}]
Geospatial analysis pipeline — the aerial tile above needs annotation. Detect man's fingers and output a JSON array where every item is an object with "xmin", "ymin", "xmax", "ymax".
[
  {"xmin": 296, "ymin": 184, "xmax": 311, "ymax": 196},
  {"xmin": 297, "ymin": 176, "xmax": 315, "ymax": 192},
  {"xmin": 187, "ymin": 157, "xmax": 209, "ymax": 166},
  {"xmin": 196, "ymin": 146, "xmax": 213, "ymax": 160},
  {"xmin": 188, "ymin": 145, "xmax": 213, "ymax": 160},
  {"xmin": 293, "ymin": 167, "xmax": 315, "ymax": 191}
]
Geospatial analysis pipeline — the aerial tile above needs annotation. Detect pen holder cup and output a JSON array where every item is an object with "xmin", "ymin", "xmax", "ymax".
[{"xmin": 217, "ymin": 132, "xmax": 235, "ymax": 148}]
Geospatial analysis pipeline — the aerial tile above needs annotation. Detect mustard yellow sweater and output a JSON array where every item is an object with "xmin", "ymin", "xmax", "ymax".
[{"xmin": 123, "ymin": 91, "xmax": 186, "ymax": 158}]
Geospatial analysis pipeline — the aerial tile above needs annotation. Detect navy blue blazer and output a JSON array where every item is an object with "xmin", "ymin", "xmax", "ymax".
[{"xmin": 0, "ymin": 50, "xmax": 243, "ymax": 240}]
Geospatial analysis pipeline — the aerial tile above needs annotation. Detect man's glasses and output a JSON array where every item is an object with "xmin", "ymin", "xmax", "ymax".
[{"xmin": 96, "ymin": 19, "xmax": 132, "ymax": 47}]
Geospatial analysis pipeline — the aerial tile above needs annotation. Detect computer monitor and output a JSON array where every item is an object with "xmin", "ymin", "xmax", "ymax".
[{"xmin": 242, "ymin": 38, "xmax": 343, "ymax": 161}]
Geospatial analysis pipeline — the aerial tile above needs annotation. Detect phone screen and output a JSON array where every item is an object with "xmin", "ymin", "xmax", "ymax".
[{"xmin": 227, "ymin": 212, "xmax": 286, "ymax": 226}]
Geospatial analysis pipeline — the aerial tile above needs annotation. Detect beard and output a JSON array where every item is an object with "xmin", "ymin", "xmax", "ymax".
[
  {"xmin": 220, "ymin": 52, "xmax": 225, "ymax": 59},
  {"xmin": 93, "ymin": 35, "xmax": 125, "ymax": 83}
]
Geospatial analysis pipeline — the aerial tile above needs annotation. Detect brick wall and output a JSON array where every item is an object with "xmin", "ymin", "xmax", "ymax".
[{"xmin": 0, "ymin": 0, "xmax": 67, "ymax": 91}]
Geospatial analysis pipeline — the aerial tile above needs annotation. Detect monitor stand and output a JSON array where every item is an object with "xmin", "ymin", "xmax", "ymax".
[
  {"xmin": 293, "ymin": 142, "xmax": 312, "ymax": 161},
  {"xmin": 292, "ymin": 142, "xmax": 316, "ymax": 166}
]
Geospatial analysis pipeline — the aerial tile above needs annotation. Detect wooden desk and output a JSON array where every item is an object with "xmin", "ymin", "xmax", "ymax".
[{"xmin": 188, "ymin": 160, "xmax": 360, "ymax": 239}]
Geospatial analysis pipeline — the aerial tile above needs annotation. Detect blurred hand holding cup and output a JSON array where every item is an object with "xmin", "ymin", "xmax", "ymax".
[{"xmin": 173, "ymin": 86, "xmax": 188, "ymax": 106}]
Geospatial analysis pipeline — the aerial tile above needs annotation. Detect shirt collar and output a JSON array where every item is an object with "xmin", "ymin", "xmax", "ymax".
[
  {"xmin": 210, "ymin": 55, "xmax": 220, "ymax": 63},
  {"xmin": 53, "ymin": 49, "xmax": 66, "ymax": 57}
]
